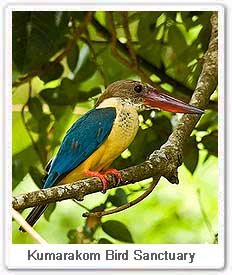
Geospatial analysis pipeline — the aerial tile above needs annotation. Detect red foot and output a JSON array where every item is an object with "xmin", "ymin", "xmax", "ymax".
[
  {"xmin": 85, "ymin": 170, "xmax": 109, "ymax": 193},
  {"xmin": 85, "ymin": 169, "xmax": 122, "ymax": 194},
  {"xmin": 103, "ymin": 168, "xmax": 122, "ymax": 185}
]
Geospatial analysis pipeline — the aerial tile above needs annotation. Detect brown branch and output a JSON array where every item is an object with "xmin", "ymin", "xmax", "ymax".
[
  {"xmin": 121, "ymin": 11, "xmax": 138, "ymax": 68},
  {"xmin": 12, "ymin": 12, "xmax": 218, "ymax": 211},
  {"xmin": 83, "ymin": 177, "xmax": 159, "ymax": 218},
  {"xmin": 108, "ymin": 12, "xmax": 130, "ymax": 67},
  {"xmin": 12, "ymin": 11, "xmax": 94, "ymax": 88}
]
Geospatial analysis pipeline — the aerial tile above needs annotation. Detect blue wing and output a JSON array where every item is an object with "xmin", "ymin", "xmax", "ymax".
[{"xmin": 43, "ymin": 107, "xmax": 116, "ymax": 188}]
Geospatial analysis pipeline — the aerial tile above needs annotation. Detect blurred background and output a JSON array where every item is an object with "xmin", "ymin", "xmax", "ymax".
[{"xmin": 12, "ymin": 11, "xmax": 218, "ymax": 244}]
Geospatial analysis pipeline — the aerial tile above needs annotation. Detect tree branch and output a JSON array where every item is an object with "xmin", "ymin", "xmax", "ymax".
[{"xmin": 12, "ymin": 12, "xmax": 218, "ymax": 211}]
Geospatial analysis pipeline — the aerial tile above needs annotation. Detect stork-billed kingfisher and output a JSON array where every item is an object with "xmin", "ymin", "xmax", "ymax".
[{"xmin": 20, "ymin": 80, "xmax": 203, "ymax": 231}]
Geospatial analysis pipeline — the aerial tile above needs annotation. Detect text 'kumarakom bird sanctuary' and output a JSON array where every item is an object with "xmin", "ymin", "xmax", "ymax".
[{"xmin": 27, "ymin": 249, "xmax": 196, "ymax": 264}]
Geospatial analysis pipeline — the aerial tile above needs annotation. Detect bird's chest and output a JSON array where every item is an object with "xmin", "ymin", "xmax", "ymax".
[{"xmin": 111, "ymin": 107, "xmax": 139, "ymax": 147}]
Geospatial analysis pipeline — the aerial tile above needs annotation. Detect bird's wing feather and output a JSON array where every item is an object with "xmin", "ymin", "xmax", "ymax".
[{"xmin": 43, "ymin": 107, "xmax": 116, "ymax": 188}]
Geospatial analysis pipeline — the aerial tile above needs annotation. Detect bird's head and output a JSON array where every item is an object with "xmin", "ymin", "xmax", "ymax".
[{"xmin": 96, "ymin": 80, "xmax": 204, "ymax": 114}]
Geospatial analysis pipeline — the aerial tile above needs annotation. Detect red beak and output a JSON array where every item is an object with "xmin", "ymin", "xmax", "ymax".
[{"xmin": 143, "ymin": 88, "xmax": 204, "ymax": 114}]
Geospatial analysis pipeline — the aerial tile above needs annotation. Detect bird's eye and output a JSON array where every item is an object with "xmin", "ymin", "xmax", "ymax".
[{"xmin": 134, "ymin": 84, "xmax": 143, "ymax": 93}]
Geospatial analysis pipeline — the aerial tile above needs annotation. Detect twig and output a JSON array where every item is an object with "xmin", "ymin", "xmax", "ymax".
[
  {"xmin": 12, "ymin": 12, "xmax": 94, "ymax": 88},
  {"xmin": 121, "ymin": 11, "xmax": 138, "ymax": 68},
  {"xmin": 108, "ymin": 12, "xmax": 130, "ymax": 67},
  {"xmin": 83, "ymin": 177, "xmax": 159, "ymax": 218},
  {"xmin": 12, "ymin": 208, "xmax": 47, "ymax": 244},
  {"xmin": 20, "ymin": 80, "xmax": 45, "ymax": 166}
]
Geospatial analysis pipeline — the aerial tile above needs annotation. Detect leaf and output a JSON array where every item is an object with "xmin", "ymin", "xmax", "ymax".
[
  {"xmin": 183, "ymin": 136, "xmax": 199, "ymax": 174},
  {"xmin": 28, "ymin": 97, "xmax": 43, "ymax": 119},
  {"xmin": 102, "ymin": 220, "xmax": 134, "ymax": 243},
  {"xmin": 74, "ymin": 56, "xmax": 97, "ymax": 83},
  {"xmin": 12, "ymin": 11, "xmax": 31, "ymax": 72},
  {"xmin": 12, "ymin": 159, "xmax": 25, "ymax": 188},
  {"xmin": 40, "ymin": 63, "xmax": 64, "ymax": 83},
  {"xmin": 12, "ymin": 11, "xmax": 70, "ymax": 73},
  {"xmin": 38, "ymin": 114, "xmax": 51, "ymax": 132},
  {"xmin": 98, "ymin": 238, "xmax": 113, "ymax": 244},
  {"xmin": 138, "ymin": 41, "xmax": 161, "ymax": 68},
  {"xmin": 108, "ymin": 188, "xmax": 128, "ymax": 207},
  {"xmin": 201, "ymin": 131, "xmax": 218, "ymax": 157},
  {"xmin": 67, "ymin": 45, "xmax": 79, "ymax": 72},
  {"xmin": 67, "ymin": 229, "xmax": 78, "ymax": 244},
  {"xmin": 168, "ymin": 25, "xmax": 187, "ymax": 55},
  {"xmin": 40, "ymin": 78, "xmax": 100, "ymax": 106},
  {"xmin": 137, "ymin": 12, "xmax": 162, "ymax": 46},
  {"xmin": 29, "ymin": 166, "xmax": 44, "ymax": 188},
  {"xmin": 26, "ymin": 117, "xmax": 39, "ymax": 133},
  {"xmin": 196, "ymin": 110, "xmax": 218, "ymax": 131},
  {"xmin": 44, "ymin": 203, "xmax": 56, "ymax": 221},
  {"xmin": 12, "ymin": 146, "xmax": 40, "ymax": 189}
]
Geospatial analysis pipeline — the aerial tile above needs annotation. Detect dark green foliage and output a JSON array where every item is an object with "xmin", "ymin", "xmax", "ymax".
[
  {"xmin": 183, "ymin": 136, "xmax": 199, "ymax": 174},
  {"xmin": 13, "ymin": 11, "xmax": 71, "ymax": 73},
  {"xmin": 108, "ymin": 188, "xmax": 128, "ymax": 207},
  {"xmin": 102, "ymin": 220, "xmax": 134, "ymax": 243}
]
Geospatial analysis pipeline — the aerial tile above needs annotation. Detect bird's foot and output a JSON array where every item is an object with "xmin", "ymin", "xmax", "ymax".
[
  {"xmin": 103, "ymin": 168, "xmax": 122, "ymax": 185},
  {"xmin": 85, "ymin": 170, "xmax": 109, "ymax": 194},
  {"xmin": 85, "ymin": 169, "xmax": 122, "ymax": 193}
]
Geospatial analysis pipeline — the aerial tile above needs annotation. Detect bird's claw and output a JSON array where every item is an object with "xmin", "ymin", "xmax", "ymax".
[
  {"xmin": 85, "ymin": 169, "xmax": 122, "ymax": 193},
  {"xmin": 104, "ymin": 168, "xmax": 122, "ymax": 186}
]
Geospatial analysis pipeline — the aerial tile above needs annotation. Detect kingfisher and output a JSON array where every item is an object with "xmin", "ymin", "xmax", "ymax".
[{"xmin": 20, "ymin": 80, "xmax": 203, "ymax": 231}]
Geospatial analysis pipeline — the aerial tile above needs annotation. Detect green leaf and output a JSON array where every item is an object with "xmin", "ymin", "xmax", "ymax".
[
  {"xmin": 38, "ymin": 114, "xmax": 51, "ymax": 132},
  {"xmin": 108, "ymin": 188, "xmax": 128, "ymax": 207},
  {"xmin": 12, "ymin": 159, "xmax": 25, "ymax": 188},
  {"xmin": 168, "ymin": 25, "xmax": 187, "ymax": 55},
  {"xmin": 137, "ymin": 12, "xmax": 162, "ymax": 46},
  {"xmin": 67, "ymin": 45, "xmax": 79, "ymax": 72},
  {"xmin": 13, "ymin": 146, "xmax": 40, "ymax": 189},
  {"xmin": 196, "ymin": 110, "xmax": 218, "ymax": 131},
  {"xmin": 12, "ymin": 11, "xmax": 70, "ymax": 73},
  {"xmin": 201, "ymin": 131, "xmax": 218, "ymax": 157},
  {"xmin": 67, "ymin": 229, "xmax": 78, "ymax": 244},
  {"xmin": 183, "ymin": 136, "xmax": 199, "ymax": 174},
  {"xmin": 29, "ymin": 166, "xmax": 44, "ymax": 188},
  {"xmin": 74, "ymin": 57, "xmax": 97, "ymax": 83},
  {"xmin": 40, "ymin": 78, "xmax": 100, "ymax": 107},
  {"xmin": 26, "ymin": 117, "xmax": 39, "ymax": 133},
  {"xmin": 40, "ymin": 63, "xmax": 64, "ymax": 83},
  {"xmin": 138, "ymin": 41, "xmax": 161, "ymax": 68},
  {"xmin": 102, "ymin": 220, "xmax": 134, "ymax": 243},
  {"xmin": 44, "ymin": 203, "xmax": 56, "ymax": 221},
  {"xmin": 28, "ymin": 97, "xmax": 43, "ymax": 119},
  {"xmin": 98, "ymin": 238, "xmax": 113, "ymax": 244},
  {"xmin": 12, "ymin": 11, "xmax": 31, "ymax": 72}
]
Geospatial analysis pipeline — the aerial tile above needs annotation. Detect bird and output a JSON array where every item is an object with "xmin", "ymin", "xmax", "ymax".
[{"xmin": 19, "ymin": 80, "xmax": 204, "ymax": 231}]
